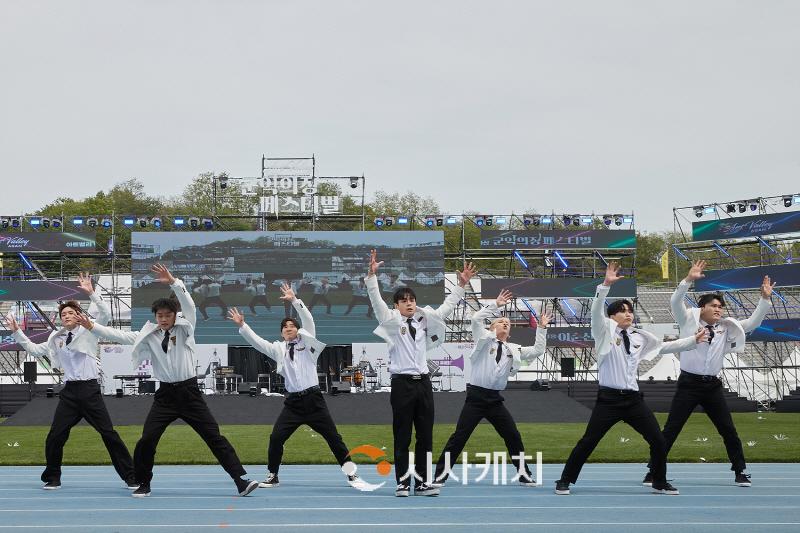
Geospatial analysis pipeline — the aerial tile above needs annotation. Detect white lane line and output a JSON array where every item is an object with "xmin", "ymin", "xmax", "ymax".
[
  {"xmin": 1, "ymin": 522, "xmax": 799, "ymax": 528},
  {"xmin": 1, "ymin": 505, "xmax": 799, "ymax": 512}
]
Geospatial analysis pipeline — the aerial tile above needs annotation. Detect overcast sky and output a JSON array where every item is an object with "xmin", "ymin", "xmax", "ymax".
[{"xmin": 1, "ymin": 0, "xmax": 798, "ymax": 232}]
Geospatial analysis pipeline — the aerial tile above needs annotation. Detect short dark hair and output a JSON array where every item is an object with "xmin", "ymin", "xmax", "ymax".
[
  {"xmin": 280, "ymin": 317, "xmax": 301, "ymax": 331},
  {"xmin": 393, "ymin": 287, "xmax": 417, "ymax": 304},
  {"xmin": 607, "ymin": 299, "xmax": 634, "ymax": 317},
  {"xmin": 698, "ymin": 293, "xmax": 725, "ymax": 308},
  {"xmin": 151, "ymin": 296, "xmax": 180, "ymax": 315},
  {"xmin": 58, "ymin": 301, "xmax": 83, "ymax": 317}
]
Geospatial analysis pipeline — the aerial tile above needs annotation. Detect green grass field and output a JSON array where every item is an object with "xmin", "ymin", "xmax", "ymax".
[{"xmin": 1, "ymin": 413, "xmax": 797, "ymax": 466}]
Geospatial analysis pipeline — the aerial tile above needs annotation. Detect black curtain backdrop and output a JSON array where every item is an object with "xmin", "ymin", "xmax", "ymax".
[{"xmin": 227, "ymin": 345, "xmax": 352, "ymax": 384}]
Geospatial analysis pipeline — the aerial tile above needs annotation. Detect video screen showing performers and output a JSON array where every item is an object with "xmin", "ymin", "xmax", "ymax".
[{"xmin": 131, "ymin": 231, "xmax": 445, "ymax": 344}]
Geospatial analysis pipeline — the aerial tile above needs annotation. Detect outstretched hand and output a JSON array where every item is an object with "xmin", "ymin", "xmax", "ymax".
[
  {"xmin": 151, "ymin": 263, "xmax": 176, "ymax": 285},
  {"xmin": 761, "ymin": 275, "xmax": 776, "ymax": 299},
  {"xmin": 77, "ymin": 272, "xmax": 94, "ymax": 294},
  {"xmin": 6, "ymin": 313, "xmax": 19, "ymax": 332},
  {"xmin": 603, "ymin": 262, "xmax": 624, "ymax": 286},
  {"xmin": 495, "ymin": 289, "xmax": 513, "ymax": 307},
  {"xmin": 368, "ymin": 249, "xmax": 384, "ymax": 276},
  {"xmin": 280, "ymin": 283, "xmax": 296, "ymax": 302},
  {"xmin": 227, "ymin": 307, "xmax": 245, "ymax": 327},
  {"xmin": 457, "ymin": 261, "xmax": 477, "ymax": 287},
  {"xmin": 75, "ymin": 312, "xmax": 94, "ymax": 331},
  {"xmin": 685, "ymin": 260, "xmax": 706, "ymax": 282},
  {"xmin": 693, "ymin": 326, "xmax": 709, "ymax": 344},
  {"xmin": 539, "ymin": 312, "xmax": 553, "ymax": 328}
]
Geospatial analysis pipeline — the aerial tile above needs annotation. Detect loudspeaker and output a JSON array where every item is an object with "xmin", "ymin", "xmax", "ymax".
[
  {"xmin": 115, "ymin": 389, "xmax": 124, "ymax": 398},
  {"xmin": 560, "ymin": 357, "xmax": 575, "ymax": 378},
  {"xmin": 23, "ymin": 361, "xmax": 37, "ymax": 383},
  {"xmin": 138, "ymin": 380, "xmax": 156, "ymax": 394},
  {"xmin": 530, "ymin": 379, "xmax": 550, "ymax": 391}
]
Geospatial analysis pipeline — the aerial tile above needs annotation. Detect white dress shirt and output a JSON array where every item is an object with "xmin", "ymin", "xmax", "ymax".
[
  {"xmin": 256, "ymin": 283, "xmax": 267, "ymax": 296},
  {"xmin": 52, "ymin": 326, "xmax": 99, "ymax": 381},
  {"xmin": 387, "ymin": 314, "xmax": 429, "ymax": 375},
  {"xmin": 237, "ymin": 299, "xmax": 326, "ymax": 393},
  {"xmin": 468, "ymin": 303, "xmax": 548, "ymax": 390},
  {"xmin": 90, "ymin": 279, "xmax": 198, "ymax": 383},
  {"xmin": 597, "ymin": 326, "xmax": 645, "ymax": 391},
  {"xmin": 679, "ymin": 320, "xmax": 730, "ymax": 376}
]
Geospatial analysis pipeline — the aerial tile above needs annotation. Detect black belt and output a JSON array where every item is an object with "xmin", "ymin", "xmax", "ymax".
[
  {"xmin": 467, "ymin": 384, "xmax": 501, "ymax": 395},
  {"xmin": 391, "ymin": 373, "xmax": 429, "ymax": 381},
  {"xmin": 161, "ymin": 377, "xmax": 198, "ymax": 387},
  {"xmin": 286, "ymin": 385, "xmax": 320, "ymax": 399},
  {"xmin": 65, "ymin": 379, "xmax": 98, "ymax": 385},
  {"xmin": 681, "ymin": 370, "xmax": 719, "ymax": 382},
  {"xmin": 599, "ymin": 386, "xmax": 639, "ymax": 395}
]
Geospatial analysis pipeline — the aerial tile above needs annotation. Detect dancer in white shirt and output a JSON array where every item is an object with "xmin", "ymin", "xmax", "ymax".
[
  {"xmin": 9, "ymin": 273, "xmax": 135, "ymax": 490},
  {"xmin": 80, "ymin": 264, "xmax": 258, "ymax": 498},
  {"xmin": 229, "ymin": 283, "xmax": 367, "ymax": 490},
  {"xmin": 433, "ymin": 289, "xmax": 550, "ymax": 488},
  {"xmin": 642, "ymin": 260, "xmax": 773, "ymax": 488},
  {"xmin": 366, "ymin": 249, "xmax": 475, "ymax": 497},
  {"xmin": 555, "ymin": 262, "xmax": 708, "ymax": 496}
]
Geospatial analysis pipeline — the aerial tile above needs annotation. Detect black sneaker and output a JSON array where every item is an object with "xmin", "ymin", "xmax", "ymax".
[
  {"xmin": 132, "ymin": 484, "xmax": 151, "ymax": 498},
  {"xmin": 125, "ymin": 479, "xmax": 140, "ymax": 490},
  {"xmin": 258, "ymin": 473, "xmax": 279, "ymax": 488},
  {"xmin": 395, "ymin": 483, "xmax": 410, "ymax": 497},
  {"xmin": 518, "ymin": 472, "xmax": 537, "ymax": 486},
  {"xmin": 652, "ymin": 481, "xmax": 680, "ymax": 495},
  {"xmin": 42, "ymin": 480, "xmax": 61, "ymax": 490},
  {"xmin": 642, "ymin": 471, "xmax": 653, "ymax": 487},
  {"xmin": 413, "ymin": 482, "xmax": 440, "ymax": 496},
  {"xmin": 735, "ymin": 472, "xmax": 752, "ymax": 487},
  {"xmin": 554, "ymin": 479, "xmax": 570, "ymax": 495},
  {"xmin": 235, "ymin": 477, "xmax": 259, "ymax": 496}
]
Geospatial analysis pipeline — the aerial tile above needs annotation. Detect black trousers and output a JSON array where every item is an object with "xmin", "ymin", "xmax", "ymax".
[
  {"xmin": 42, "ymin": 380, "xmax": 134, "ymax": 483},
  {"xmin": 199, "ymin": 296, "xmax": 228, "ymax": 319},
  {"xmin": 344, "ymin": 296, "xmax": 373, "ymax": 317},
  {"xmin": 390, "ymin": 374, "xmax": 434, "ymax": 485},
  {"xmin": 268, "ymin": 390, "xmax": 350, "ymax": 473},
  {"xmin": 434, "ymin": 385, "xmax": 531, "ymax": 481},
  {"xmin": 657, "ymin": 371, "xmax": 746, "ymax": 472},
  {"xmin": 560, "ymin": 388, "xmax": 667, "ymax": 484},
  {"xmin": 134, "ymin": 378, "xmax": 246, "ymax": 485},
  {"xmin": 309, "ymin": 294, "xmax": 332, "ymax": 313},
  {"xmin": 248, "ymin": 295, "xmax": 272, "ymax": 313}
]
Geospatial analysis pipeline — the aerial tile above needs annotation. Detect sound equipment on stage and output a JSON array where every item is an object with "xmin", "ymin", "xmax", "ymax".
[
  {"xmin": 560, "ymin": 357, "xmax": 575, "ymax": 378},
  {"xmin": 116, "ymin": 389, "xmax": 123, "ymax": 398},
  {"xmin": 249, "ymin": 386, "xmax": 257, "ymax": 397},
  {"xmin": 113, "ymin": 374, "xmax": 153, "ymax": 396},
  {"xmin": 238, "ymin": 382, "xmax": 255, "ymax": 394},
  {"xmin": 138, "ymin": 380, "xmax": 156, "ymax": 394},
  {"xmin": 23, "ymin": 361, "xmax": 37, "ymax": 383},
  {"xmin": 46, "ymin": 387, "xmax": 54, "ymax": 398}
]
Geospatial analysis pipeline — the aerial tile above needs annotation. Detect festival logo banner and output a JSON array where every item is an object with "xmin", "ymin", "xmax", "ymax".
[
  {"xmin": 692, "ymin": 212, "xmax": 800, "ymax": 241},
  {"xmin": 480, "ymin": 230, "xmax": 636, "ymax": 250}
]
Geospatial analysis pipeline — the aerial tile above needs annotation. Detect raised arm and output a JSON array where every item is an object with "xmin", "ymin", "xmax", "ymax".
[
  {"xmin": 432, "ymin": 261, "xmax": 475, "ymax": 320},
  {"xmin": 592, "ymin": 262, "xmax": 624, "ymax": 363},
  {"xmin": 365, "ymin": 249, "xmax": 393, "ymax": 323},
  {"xmin": 228, "ymin": 308, "xmax": 282, "ymax": 362},
  {"xmin": 78, "ymin": 272, "xmax": 112, "ymax": 325},
  {"xmin": 672, "ymin": 260, "xmax": 705, "ymax": 324},
  {"xmin": 739, "ymin": 275, "xmax": 774, "ymax": 333},
  {"xmin": 520, "ymin": 312, "xmax": 551, "ymax": 362},
  {"xmin": 281, "ymin": 282, "xmax": 316, "ymax": 337},
  {"xmin": 151, "ymin": 264, "xmax": 196, "ymax": 330}
]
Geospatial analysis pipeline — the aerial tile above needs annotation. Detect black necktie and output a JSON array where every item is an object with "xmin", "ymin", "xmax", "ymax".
[
  {"xmin": 706, "ymin": 325, "xmax": 715, "ymax": 343},
  {"xmin": 620, "ymin": 330, "xmax": 631, "ymax": 355},
  {"xmin": 66, "ymin": 332, "xmax": 73, "ymax": 346},
  {"xmin": 161, "ymin": 329, "xmax": 170, "ymax": 353},
  {"xmin": 288, "ymin": 342, "xmax": 296, "ymax": 361},
  {"xmin": 406, "ymin": 318, "xmax": 416, "ymax": 340},
  {"xmin": 495, "ymin": 341, "xmax": 504, "ymax": 363}
]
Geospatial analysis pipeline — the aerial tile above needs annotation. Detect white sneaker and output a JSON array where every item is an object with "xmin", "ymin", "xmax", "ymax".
[
  {"xmin": 413, "ymin": 483, "xmax": 440, "ymax": 496},
  {"xmin": 395, "ymin": 483, "xmax": 410, "ymax": 497},
  {"xmin": 347, "ymin": 474, "xmax": 369, "ymax": 491}
]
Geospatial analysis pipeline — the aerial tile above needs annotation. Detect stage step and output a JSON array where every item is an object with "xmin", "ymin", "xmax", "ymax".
[{"xmin": 776, "ymin": 388, "xmax": 800, "ymax": 412}]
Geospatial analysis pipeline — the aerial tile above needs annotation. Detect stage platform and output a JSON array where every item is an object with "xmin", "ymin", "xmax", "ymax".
[{"xmin": 3, "ymin": 389, "xmax": 592, "ymax": 426}]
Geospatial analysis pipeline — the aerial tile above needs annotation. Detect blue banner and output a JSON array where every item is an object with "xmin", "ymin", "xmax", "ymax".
[
  {"xmin": 747, "ymin": 319, "xmax": 800, "ymax": 342},
  {"xmin": 694, "ymin": 263, "xmax": 800, "ymax": 291},
  {"xmin": 692, "ymin": 212, "xmax": 800, "ymax": 241}
]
